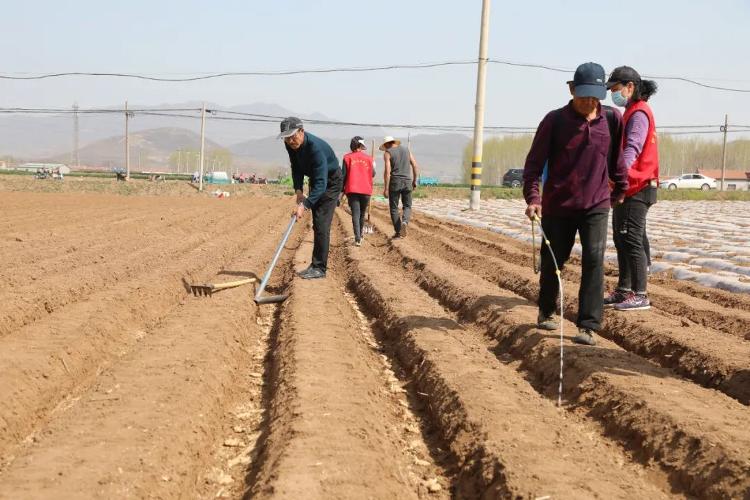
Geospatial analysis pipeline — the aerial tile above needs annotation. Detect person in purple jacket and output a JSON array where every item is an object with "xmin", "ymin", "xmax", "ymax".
[{"xmin": 523, "ymin": 62, "xmax": 629, "ymax": 346}]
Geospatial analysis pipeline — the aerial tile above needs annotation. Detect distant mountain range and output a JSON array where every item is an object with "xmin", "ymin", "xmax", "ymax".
[{"xmin": 0, "ymin": 102, "xmax": 470, "ymax": 181}]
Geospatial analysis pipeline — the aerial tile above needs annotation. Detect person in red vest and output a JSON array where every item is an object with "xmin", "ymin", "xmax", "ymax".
[
  {"xmin": 341, "ymin": 136, "xmax": 375, "ymax": 246},
  {"xmin": 604, "ymin": 66, "xmax": 659, "ymax": 311}
]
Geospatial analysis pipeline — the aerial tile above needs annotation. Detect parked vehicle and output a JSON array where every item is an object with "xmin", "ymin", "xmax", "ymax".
[
  {"xmin": 418, "ymin": 177, "xmax": 439, "ymax": 186},
  {"xmin": 502, "ymin": 168, "xmax": 524, "ymax": 188},
  {"xmin": 659, "ymin": 173, "xmax": 717, "ymax": 191},
  {"xmin": 205, "ymin": 171, "xmax": 230, "ymax": 185}
]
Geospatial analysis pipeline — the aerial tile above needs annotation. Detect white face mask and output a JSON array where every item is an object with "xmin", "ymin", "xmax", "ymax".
[{"xmin": 611, "ymin": 90, "xmax": 628, "ymax": 107}]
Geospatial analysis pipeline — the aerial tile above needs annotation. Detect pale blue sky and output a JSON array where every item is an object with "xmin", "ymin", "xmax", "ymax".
[{"xmin": 2, "ymin": 0, "xmax": 750, "ymax": 134}]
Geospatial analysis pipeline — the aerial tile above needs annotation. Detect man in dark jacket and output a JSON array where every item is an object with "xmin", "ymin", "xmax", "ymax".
[
  {"xmin": 279, "ymin": 117, "xmax": 342, "ymax": 279},
  {"xmin": 523, "ymin": 62, "xmax": 628, "ymax": 346}
]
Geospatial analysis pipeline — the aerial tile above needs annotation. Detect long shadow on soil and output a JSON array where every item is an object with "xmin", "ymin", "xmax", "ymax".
[
  {"xmin": 351, "ymin": 304, "xmax": 462, "ymax": 487},
  {"xmin": 240, "ymin": 237, "xmax": 301, "ymax": 499}
]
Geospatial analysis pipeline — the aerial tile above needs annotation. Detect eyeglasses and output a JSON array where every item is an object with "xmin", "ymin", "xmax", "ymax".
[{"xmin": 283, "ymin": 129, "xmax": 302, "ymax": 143}]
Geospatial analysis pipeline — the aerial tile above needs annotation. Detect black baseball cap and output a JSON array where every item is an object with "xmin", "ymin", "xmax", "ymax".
[
  {"xmin": 277, "ymin": 117, "xmax": 303, "ymax": 139},
  {"xmin": 350, "ymin": 136, "xmax": 366, "ymax": 151},
  {"xmin": 606, "ymin": 66, "xmax": 641, "ymax": 89},
  {"xmin": 568, "ymin": 62, "xmax": 607, "ymax": 100}
]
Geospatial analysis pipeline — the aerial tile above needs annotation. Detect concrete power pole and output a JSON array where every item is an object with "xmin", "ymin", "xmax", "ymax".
[
  {"xmin": 469, "ymin": 0, "xmax": 491, "ymax": 211},
  {"xmin": 720, "ymin": 114, "xmax": 728, "ymax": 191},
  {"xmin": 72, "ymin": 102, "xmax": 80, "ymax": 168},
  {"xmin": 125, "ymin": 101, "xmax": 131, "ymax": 180},
  {"xmin": 199, "ymin": 103, "xmax": 206, "ymax": 192}
]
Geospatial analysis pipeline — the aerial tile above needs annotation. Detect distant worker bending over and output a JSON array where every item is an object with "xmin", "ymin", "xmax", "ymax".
[{"xmin": 279, "ymin": 117, "xmax": 342, "ymax": 280}]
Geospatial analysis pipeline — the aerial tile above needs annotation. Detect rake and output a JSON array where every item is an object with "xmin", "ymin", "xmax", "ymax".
[
  {"xmin": 190, "ymin": 277, "xmax": 257, "ymax": 297},
  {"xmin": 363, "ymin": 138, "xmax": 376, "ymax": 235},
  {"xmin": 254, "ymin": 215, "xmax": 297, "ymax": 305}
]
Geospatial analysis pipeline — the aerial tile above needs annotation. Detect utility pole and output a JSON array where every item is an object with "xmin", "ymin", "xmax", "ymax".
[
  {"xmin": 125, "ymin": 100, "xmax": 131, "ymax": 180},
  {"xmin": 177, "ymin": 149, "xmax": 182, "ymax": 174},
  {"xmin": 469, "ymin": 0, "xmax": 491, "ymax": 210},
  {"xmin": 72, "ymin": 102, "xmax": 80, "ymax": 168},
  {"xmin": 199, "ymin": 103, "xmax": 206, "ymax": 192},
  {"xmin": 720, "ymin": 114, "xmax": 728, "ymax": 191}
]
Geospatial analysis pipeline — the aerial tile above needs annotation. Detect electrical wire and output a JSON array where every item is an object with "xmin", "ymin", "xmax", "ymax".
[
  {"xmin": 0, "ymin": 60, "xmax": 476, "ymax": 81},
  {"xmin": 1, "ymin": 57, "xmax": 750, "ymax": 93},
  {"xmin": 0, "ymin": 106, "xmax": 748, "ymax": 136}
]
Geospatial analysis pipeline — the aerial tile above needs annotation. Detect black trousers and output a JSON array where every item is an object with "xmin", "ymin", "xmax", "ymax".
[
  {"xmin": 539, "ymin": 210, "xmax": 609, "ymax": 331},
  {"xmin": 388, "ymin": 177, "xmax": 413, "ymax": 234},
  {"xmin": 613, "ymin": 187, "xmax": 656, "ymax": 293},
  {"xmin": 310, "ymin": 169, "xmax": 343, "ymax": 272},
  {"xmin": 347, "ymin": 193, "xmax": 370, "ymax": 241}
]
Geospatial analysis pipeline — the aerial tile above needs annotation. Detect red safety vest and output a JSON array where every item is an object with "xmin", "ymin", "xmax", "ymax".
[
  {"xmin": 623, "ymin": 100, "xmax": 659, "ymax": 198},
  {"xmin": 343, "ymin": 151, "xmax": 374, "ymax": 195}
]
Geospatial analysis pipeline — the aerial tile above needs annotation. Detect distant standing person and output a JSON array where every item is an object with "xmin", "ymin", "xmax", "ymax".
[
  {"xmin": 523, "ymin": 62, "xmax": 629, "ymax": 346},
  {"xmin": 279, "ymin": 117, "xmax": 342, "ymax": 280},
  {"xmin": 381, "ymin": 136, "xmax": 419, "ymax": 238},
  {"xmin": 341, "ymin": 136, "xmax": 375, "ymax": 246},
  {"xmin": 604, "ymin": 66, "xmax": 659, "ymax": 311}
]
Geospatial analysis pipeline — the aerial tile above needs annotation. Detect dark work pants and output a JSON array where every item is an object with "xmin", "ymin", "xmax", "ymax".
[
  {"xmin": 539, "ymin": 211, "xmax": 609, "ymax": 331},
  {"xmin": 613, "ymin": 187, "xmax": 656, "ymax": 293},
  {"xmin": 347, "ymin": 193, "xmax": 370, "ymax": 241},
  {"xmin": 310, "ymin": 169, "xmax": 343, "ymax": 272},
  {"xmin": 388, "ymin": 178, "xmax": 413, "ymax": 235}
]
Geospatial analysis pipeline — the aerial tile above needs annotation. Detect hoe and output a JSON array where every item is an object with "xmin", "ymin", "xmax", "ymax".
[{"xmin": 254, "ymin": 215, "xmax": 297, "ymax": 305}]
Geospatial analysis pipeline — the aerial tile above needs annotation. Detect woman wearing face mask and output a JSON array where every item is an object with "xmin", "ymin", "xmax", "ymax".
[{"xmin": 604, "ymin": 66, "xmax": 659, "ymax": 311}]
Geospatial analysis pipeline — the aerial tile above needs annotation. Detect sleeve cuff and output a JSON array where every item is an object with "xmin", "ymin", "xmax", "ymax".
[{"xmin": 302, "ymin": 198, "xmax": 313, "ymax": 209}]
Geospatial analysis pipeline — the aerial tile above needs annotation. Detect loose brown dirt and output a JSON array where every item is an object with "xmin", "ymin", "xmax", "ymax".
[{"xmin": 0, "ymin": 188, "xmax": 748, "ymax": 499}]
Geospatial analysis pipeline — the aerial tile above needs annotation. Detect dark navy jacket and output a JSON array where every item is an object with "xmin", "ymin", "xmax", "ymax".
[{"xmin": 286, "ymin": 132, "xmax": 340, "ymax": 208}]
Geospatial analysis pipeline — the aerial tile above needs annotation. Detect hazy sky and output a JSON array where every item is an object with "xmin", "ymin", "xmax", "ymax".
[{"xmin": 2, "ymin": 0, "xmax": 750, "ymax": 137}]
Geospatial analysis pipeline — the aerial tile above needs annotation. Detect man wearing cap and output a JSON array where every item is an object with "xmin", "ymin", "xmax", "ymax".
[
  {"xmin": 381, "ymin": 136, "xmax": 419, "ymax": 238},
  {"xmin": 279, "ymin": 117, "xmax": 342, "ymax": 279},
  {"xmin": 341, "ymin": 136, "xmax": 375, "ymax": 246},
  {"xmin": 522, "ymin": 62, "xmax": 629, "ymax": 346}
]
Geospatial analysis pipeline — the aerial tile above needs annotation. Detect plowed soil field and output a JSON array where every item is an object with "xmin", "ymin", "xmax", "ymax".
[{"xmin": 1, "ymin": 190, "xmax": 748, "ymax": 499}]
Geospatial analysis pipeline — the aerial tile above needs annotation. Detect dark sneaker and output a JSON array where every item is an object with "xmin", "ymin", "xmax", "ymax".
[
  {"xmin": 392, "ymin": 233, "xmax": 402, "ymax": 240},
  {"xmin": 296, "ymin": 265, "xmax": 314, "ymax": 276},
  {"xmin": 604, "ymin": 289, "xmax": 631, "ymax": 308},
  {"xmin": 614, "ymin": 293, "xmax": 651, "ymax": 311},
  {"xmin": 354, "ymin": 239, "xmax": 362, "ymax": 247},
  {"xmin": 537, "ymin": 311, "xmax": 558, "ymax": 331},
  {"xmin": 573, "ymin": 328, "xmax": 596, "ymax": 346},
  {"xmin": 400, "ymin": 223, "xmax": 408, "ymax": 237},
  {"xmin": 300, "ymin": 267, "xmax": 326, "ymax": 280}
]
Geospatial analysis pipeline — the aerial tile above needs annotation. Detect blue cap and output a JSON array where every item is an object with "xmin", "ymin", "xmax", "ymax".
[{"xmin": 568, "ymin": 62, "xmax": 607, "ymax": 100}]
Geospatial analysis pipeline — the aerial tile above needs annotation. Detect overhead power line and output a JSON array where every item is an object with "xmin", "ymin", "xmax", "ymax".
[
  {"xmin": 1, "ymin": 59, "xmax": 750, "ymax": 93},
  {"xmin": 0, "ymin": 106, "xmax": 748, "ymax": 136}
]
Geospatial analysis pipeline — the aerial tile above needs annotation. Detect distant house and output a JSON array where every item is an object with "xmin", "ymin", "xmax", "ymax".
[
  {"xmin": 16, "ymin": 163, "xmax": 71, "ymax": 174},
  {"xmin": 697, "ymin": 169, "xmax": 750, "ymax": 191}
]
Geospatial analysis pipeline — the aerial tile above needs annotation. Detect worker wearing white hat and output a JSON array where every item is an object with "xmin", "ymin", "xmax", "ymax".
[{"xmin": 380, "ymin": 136, "xmax": 419, "ymax": 238}]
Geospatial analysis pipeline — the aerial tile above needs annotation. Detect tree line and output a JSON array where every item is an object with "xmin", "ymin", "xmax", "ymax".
[{"xmin": 462, "ymin": 135, "xmax": 750, "ymax": 184}]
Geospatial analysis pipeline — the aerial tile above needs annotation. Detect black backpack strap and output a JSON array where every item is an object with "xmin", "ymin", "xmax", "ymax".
[{"xmin": 602, "ymin": 105, "xmax": 619, "ymax": 171}]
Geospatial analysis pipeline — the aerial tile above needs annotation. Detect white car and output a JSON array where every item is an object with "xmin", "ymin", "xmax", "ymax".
[{"xmin": 659, "ymin": 174, "xmax": 717, "ymax": 191}]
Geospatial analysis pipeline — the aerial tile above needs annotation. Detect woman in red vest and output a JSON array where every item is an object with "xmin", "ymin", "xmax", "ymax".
[
  {"xmin": 341, "ymin": 136, "xmax": 375, "ymax": 246},
  {"xmin": 604, "ymin": 66, "xmax": 659, "ymax": 311}
]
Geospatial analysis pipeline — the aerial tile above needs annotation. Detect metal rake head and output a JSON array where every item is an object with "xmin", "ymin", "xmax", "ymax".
[
  {"xmin": 190, "ymin": 284, "xmax": 216, "ymax": 297},
  {"xmin": 363, "ymin": 224, "xmax": 374, "ymax": 235}
]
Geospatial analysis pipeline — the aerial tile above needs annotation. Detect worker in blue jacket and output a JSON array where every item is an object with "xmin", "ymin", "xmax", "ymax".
[{"xmin": 279, "ymin": 117, "xmax": 342, "ymax": 279}]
